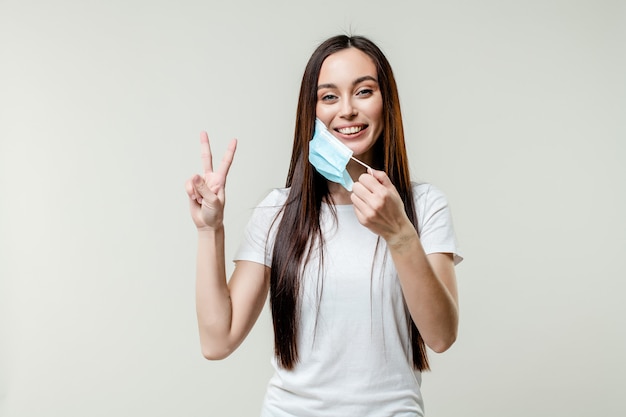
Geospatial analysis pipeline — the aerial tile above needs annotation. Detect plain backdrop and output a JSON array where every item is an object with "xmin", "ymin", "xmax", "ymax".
[{"xmin": 1, "ymin": 0, "xmax": 624, "ymax": 416}]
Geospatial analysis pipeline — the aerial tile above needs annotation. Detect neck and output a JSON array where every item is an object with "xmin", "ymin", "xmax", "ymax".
[
  {"xmin": 327, "ymin": 160, "xmax": 371, "ymax": 204},
  {"xmin": 327, "ymin": 182, "xmax": 352, "ymax": 205},
  {"xmin": 346, "ymin": 159, "xmax": 369, "ymax": 179}
]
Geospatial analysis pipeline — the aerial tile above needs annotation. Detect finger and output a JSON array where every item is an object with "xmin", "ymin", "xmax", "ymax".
[
  {"xmin": 185, "ymin": 178, "xmax": 198, "ymax": 201},
  {"xmin": 350, "ymin": 191, "xmax": 375, "ymax": 223},
  {"xmin": 215, "ymin": 138, "xmax": 238, "ymax": 185},
  {"xmin": 355, "ymin": 172, "xmax": 382, "ymax": 195},
  {"xmin": 191, "ymin": 175, "xmax": 210, "ymax": 204},
  {"xmin": 350, "ymin": 182, "xmax": 373, "ymax": 210},
  {"xmin": 368, "ymin": 168, "xmax": 391, "ymax": 186},
  {"xmin": 193, "ymin": 174, "xmax": 213, "ymax": 199},
  {"xmin": 200, "ymin": 131, "xmax": 214, "ymax": 177},
  {"xmin": 350, "ymin": 186, "xmax": 366, "ymax": 208}
]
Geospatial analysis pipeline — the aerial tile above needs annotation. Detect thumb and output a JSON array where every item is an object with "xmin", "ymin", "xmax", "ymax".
[{"xmin": 192, "ymin": 175, "xmax": 213, "ymax": 199}]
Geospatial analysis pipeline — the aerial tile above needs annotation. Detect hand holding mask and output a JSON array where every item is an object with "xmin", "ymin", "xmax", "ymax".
[{"xmin": 308, "ymin": 118, "xmax": 371, "ymax": 191}]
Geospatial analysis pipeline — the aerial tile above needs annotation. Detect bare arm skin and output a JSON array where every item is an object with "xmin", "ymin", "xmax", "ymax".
[
  {"xmin": 351, "ymin": 170, "xmax": 459, "ymax": 353},
  {"xmin": 185, "ymin": 133, "xmax": 269, "ymax": 359}
]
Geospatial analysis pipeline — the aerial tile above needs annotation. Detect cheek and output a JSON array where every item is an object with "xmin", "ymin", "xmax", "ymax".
[
  {"xmin": 315, "ymin": 105, "xmax": 333, "ymax": 125},
  {"xmin": 370, "ymin": 98, "xmax": 384, "ymax": 121},
  {"xmin": 370, "ymin": 100, "xmax": 384, "ymax": 136}
]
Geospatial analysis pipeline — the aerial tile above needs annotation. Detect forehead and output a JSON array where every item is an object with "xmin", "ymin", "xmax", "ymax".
[{"xmin": 318, "ymin": 48, "xmax": 377, "ymax": 84}]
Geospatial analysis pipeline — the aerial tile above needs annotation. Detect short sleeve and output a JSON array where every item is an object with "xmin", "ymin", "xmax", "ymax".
[
  {"xmin": 233, "ymin": 188, "xmax": 288, "ymax": 267},
  {"xmin": 413, "ymin": 183, "xmax": 463, "ymax": 265}
]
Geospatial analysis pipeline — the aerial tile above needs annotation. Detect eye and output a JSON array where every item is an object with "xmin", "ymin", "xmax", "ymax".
[
  {"xmin": 356, "ymin": 88, "xmax": 374, "ymax": 97},
  {"xmin": 319, "ymin": 93, "xmax": 338, "ymax": 102}
]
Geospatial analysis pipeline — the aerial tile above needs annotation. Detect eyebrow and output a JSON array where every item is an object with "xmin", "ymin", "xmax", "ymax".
[{"xmin": 317, "ymin": 75, "xmax": 378, "ymax": 90}]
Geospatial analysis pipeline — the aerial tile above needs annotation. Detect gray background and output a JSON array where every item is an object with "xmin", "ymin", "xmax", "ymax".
[{"xmin": 1, "ymin": 0, "xmax": 624, "ymax": 416}]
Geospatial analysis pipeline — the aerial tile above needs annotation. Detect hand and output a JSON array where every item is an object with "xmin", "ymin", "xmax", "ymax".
[
  {"xmin": 185, "ymin": 132, "xmax": 237, "ymax": 231},
  {"xmin": 350, "ymin": 169, "xmax": 414, "ymax": 244}
]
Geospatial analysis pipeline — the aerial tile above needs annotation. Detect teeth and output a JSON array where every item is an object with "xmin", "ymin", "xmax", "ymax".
[{"xmin": 337, "ymin": 126, "xmax": 364, "ymax": 135}]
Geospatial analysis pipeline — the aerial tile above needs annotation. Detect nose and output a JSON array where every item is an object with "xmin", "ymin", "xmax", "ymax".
[{"xmin": 340, "ymin": 98, "xmax": 357, "ymax": 118}]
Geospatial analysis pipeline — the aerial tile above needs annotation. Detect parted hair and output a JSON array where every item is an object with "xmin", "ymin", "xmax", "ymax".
[{"xmin": 269, "ymin": 34, "xmax": 429, "ymax": 371}]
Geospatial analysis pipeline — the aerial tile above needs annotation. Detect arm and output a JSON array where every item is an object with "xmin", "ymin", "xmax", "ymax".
[
  {"xmin": 195, "ymin": 230, "xmax": 269, "ymax": 360},
  {"xmin": 385, "ymin": 233, "xmax": 458, "ymax": 353},
  {"xmin": 185, "ymin": 132, "xmax": 269, "ymax": 360},
  {"xmin": 351, "ymin": 170, "xmax": 459, "ymax": 353}
]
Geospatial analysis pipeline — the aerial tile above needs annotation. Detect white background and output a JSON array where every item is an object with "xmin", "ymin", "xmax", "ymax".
[{"xmin": 1, "ymin": 0, "xmax": 624, "ymax": 416}]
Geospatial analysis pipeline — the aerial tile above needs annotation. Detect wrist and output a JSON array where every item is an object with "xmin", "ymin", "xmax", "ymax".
[
  {"xmin": 197, "ymin": 225, "xmax": 224, "ymax": 238},
  {"xmin": 385, "ymin": 225, "xmax": 419, "ymax": 252}
]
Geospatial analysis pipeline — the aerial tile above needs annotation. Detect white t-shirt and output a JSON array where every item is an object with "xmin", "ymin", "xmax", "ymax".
[{"xmin": 234, "ymin": 183, "xmax": 462, "ymax": 417}]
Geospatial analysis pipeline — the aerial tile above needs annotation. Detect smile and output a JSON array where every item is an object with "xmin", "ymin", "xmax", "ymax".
[{"xmin": 336, "ymin": 125, "xmax": 366, "ymax": 135}]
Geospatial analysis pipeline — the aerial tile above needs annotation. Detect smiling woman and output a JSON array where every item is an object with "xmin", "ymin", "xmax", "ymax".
[
  {"xmin": 315, "ymin": 48, "xmax": 384, "ymax": 168},
  {"xmin": 185, "ymin": 34, "xmax": 462, "ymax": 416}
]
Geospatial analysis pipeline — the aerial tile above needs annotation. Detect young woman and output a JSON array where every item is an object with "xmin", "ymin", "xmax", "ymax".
[{"xmin": 185, "ymin": 34, "xmax": 462, "ymax": 416}]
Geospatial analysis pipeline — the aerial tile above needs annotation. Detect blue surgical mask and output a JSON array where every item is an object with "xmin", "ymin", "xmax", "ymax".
[{"xmin": 308, "ymin": 118, "xmax": 355, "ymax": 191}]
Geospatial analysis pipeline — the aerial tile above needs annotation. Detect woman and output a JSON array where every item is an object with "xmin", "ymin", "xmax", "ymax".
[{"xmin": 185, "ymin": 34, "xmax": 462, "ymax": 416}]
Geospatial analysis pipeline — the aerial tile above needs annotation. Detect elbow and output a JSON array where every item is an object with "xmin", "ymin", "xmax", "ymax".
[
  {"xmin": 427, "ymin": 331, "xmax": 457, "ymax": 354},
  {"xmin": 424, "ymin": 309, "xmax": 459, "ymax": 353},
  {"xmin": 199, "ymin": 335, "xmax": 236, "ymax": 360},
  {"xmin": 201, "ymin": 344, "xmax": 233, "ymax": 361},
  {"xmin": 198, "ymin": 324, "xmax": 237, "ymax": 360}
]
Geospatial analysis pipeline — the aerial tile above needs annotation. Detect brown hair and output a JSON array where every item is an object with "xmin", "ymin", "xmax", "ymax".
[{"xmin": 270, "ymin": 34, "xmax": 429, "ymax": 371}]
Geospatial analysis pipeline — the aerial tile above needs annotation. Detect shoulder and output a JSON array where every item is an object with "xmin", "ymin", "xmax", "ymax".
[
  {"xmin": 410, "ymin": 181, "xmax": 453, "ymax": 230},
  {"xmin": 239, "ymin": 188, "xmax": 290, "ymax": 245},
  {"xmin": 411, "ymin": 182, "xmax": 463, "ymax": 263},
  {"xmin": 248, "ymin": 187, "xmax": 290, "ymax": 223},
  {"xmin": 256, "ymin": 187, "xmax": 290, "ymax": 207},
  {"xmin": 411, "ymin": 182, "xmax": 448, "ymax": 209}
]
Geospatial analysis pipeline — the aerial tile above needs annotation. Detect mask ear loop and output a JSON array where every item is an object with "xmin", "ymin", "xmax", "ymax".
[{"xmin": 350, "ymin": 156, "xmax": 373, "ymax": 174}]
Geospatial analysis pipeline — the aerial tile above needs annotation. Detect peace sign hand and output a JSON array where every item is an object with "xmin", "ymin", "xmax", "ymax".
[{"xmin": 185, "ymin": 132, "xmax": 237, "ymax": 231}]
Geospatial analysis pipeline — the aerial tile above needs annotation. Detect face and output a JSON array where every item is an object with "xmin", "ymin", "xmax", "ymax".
[{"xmin": 316, "ymin": 48, "xmax": 383, "ymax": 165}]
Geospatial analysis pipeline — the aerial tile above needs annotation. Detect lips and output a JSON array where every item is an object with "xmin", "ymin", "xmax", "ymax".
[{"xmin": 335, "ymin": 124, "xmax": 367, "ymax": 135}]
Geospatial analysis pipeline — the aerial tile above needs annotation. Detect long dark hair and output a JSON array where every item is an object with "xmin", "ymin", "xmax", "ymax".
[{"xmin": 270, "ymin": 34, "xmax": 429, "ymax": 371}]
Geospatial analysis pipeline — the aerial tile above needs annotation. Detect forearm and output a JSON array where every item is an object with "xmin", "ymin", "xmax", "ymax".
[
  {"xmin": 195, "ymin": 226, "xmax": 233, "ymax": 358},
  {"xmin": 387, "ymin": 226, "xmax": 459, "ymax": 353}
]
